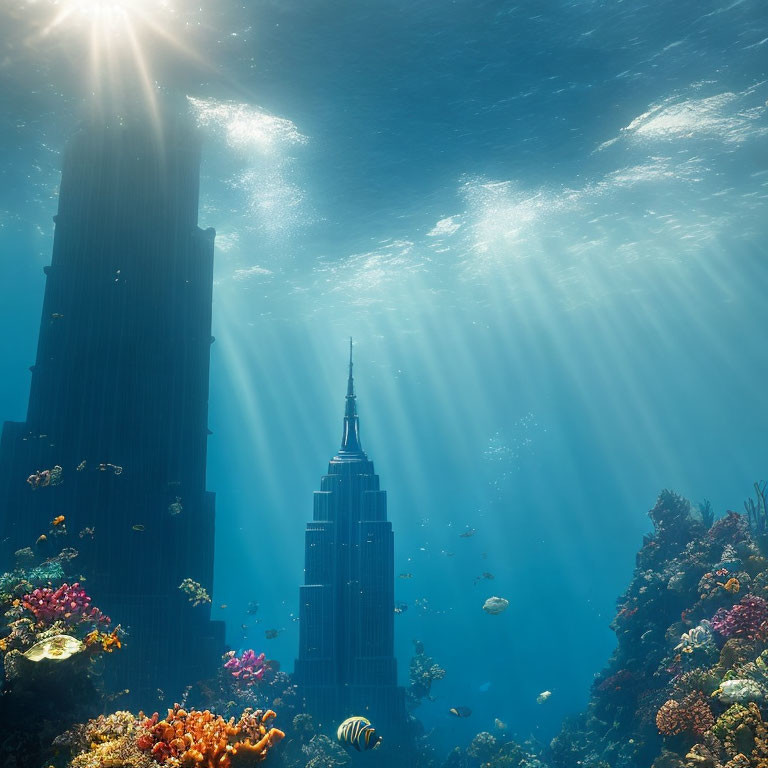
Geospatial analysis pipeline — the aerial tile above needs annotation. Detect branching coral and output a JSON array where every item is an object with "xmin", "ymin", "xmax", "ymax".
[
  {"xmin": 406, "ymin": 640, "xmax": 446, "ymax": 707},
  {"xmin": 223, "ymin": 650, "xmax": 267, "ymax": 683},
  {"xmin": 70, "ymin": 706, "xmax": 284, "ymax": 768},
  {"xmin": 656, "ymin": 692, "xmax": 714, "ymax": 737},
  {"xmin": 136, "ymin": 704, "xmax": 284, "ymax": 766},
  {"xmin": 179, "ymin": 578, "xmax": 211, "ymax": 606},
  {"xmin": 22, "ymin": 582, "xmax": 110, "ymax": 628},
  {"xmin": 69, "ymin": 711, "xmax": 156, "ymax": 768},
  {"xmin": 712, "ymin": 595, "xmax": 768, "ymax": 640}
]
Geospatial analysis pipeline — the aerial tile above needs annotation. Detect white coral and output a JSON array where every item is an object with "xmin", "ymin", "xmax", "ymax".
[
  {"xmin": 718, "ymin": 678, "xmax": 765, "ymax": 703},
  {"xmin": 675, "ymin": 620, "xmax": 714, "ymax": 654}
]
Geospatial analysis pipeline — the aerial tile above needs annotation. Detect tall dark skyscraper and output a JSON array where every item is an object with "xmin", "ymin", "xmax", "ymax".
[
  {"xmin": 295, "ymin": 342, "xmax": 406, "ymax": 738},
  {"xmin": 0, "ymin": 111, "xmax": 224, "ymax": 703}
]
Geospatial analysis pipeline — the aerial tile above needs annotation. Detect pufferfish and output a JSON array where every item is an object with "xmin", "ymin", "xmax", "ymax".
[{"xmin": 337, "ymin": 716, "xmax": 382, "ymax": 751}]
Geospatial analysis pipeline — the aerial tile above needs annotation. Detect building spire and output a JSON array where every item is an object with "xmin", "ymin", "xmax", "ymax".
[{"xmin": 339, "ymin": 337, "xmax": 364, "ymax": 457}]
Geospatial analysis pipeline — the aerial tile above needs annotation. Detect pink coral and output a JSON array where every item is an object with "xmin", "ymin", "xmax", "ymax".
[
  {"xmin": 711, "ymin": 594, "xmax": 768, "ymax": 640},
  {"xmin": 224, "ymin": 649, "xmax": 267, "ymax": 682},
  {"xmin": 22, "ymin": 582, "xmax": 110, "ymax": 627}
]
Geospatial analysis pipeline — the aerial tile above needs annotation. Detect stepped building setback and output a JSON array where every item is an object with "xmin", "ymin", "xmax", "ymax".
[
  {"xmin": 295, "ymin": 341, "xmax": 406, "ymax": 736},
  {"xmin": 0, "ymin": 111, "xmax": 224, "ymax": 704}
]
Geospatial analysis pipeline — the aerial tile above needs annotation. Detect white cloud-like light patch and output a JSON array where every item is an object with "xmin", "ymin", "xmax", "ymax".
[
  {"xmin": 214, "ymin": 232, "xmax": 240, "ymax": 253},
  {"xmin": 313, "ymin": 239, "xmax": 425, "ymax": 305},
  {"xmin": 233, "ymin": 265, "xmax": 274, "ymax": 281},
  {"xmin": 599, "ymin": 85, "xmax": 768, "ymax": 149},
  {"xmin": 188, "ymin": 96, "xmax": 307, "ymax": 154},
  {"xmin": 427, "ymin": 216, "xmax": 462, "ymax": 237},
  {"xmin": 188, "ymin": 95, "xmax": 312, "ymax": 240}
]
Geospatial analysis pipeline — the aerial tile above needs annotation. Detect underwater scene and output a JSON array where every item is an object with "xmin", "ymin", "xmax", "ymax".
[{"xmin": 0, "ymin": 0, "xmax": 767, "ymax": 766}]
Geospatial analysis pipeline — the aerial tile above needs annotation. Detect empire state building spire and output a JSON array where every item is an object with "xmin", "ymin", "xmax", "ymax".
[{"xmin": 338, "ymin": 337, "xmax": 365, "ymax": 458}]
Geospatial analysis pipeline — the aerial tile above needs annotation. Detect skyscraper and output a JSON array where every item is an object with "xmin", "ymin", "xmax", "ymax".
[
  {"xmin": 295, "ymin": 341, "xmax": 406, "ymax": 739},
  {"xmin": 0, "ymin": 110, "xmax": 224, "ymax": 703}
]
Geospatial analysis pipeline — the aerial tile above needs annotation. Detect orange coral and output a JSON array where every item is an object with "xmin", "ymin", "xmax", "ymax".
[
  {"xmin": 718, "ymin": 577, "xmax": 741, "ymax": 594},
  {"xmin": 84, "ymin": 628, "xmax": 122, "ymax": 652},
  {"xmin": 137, "ymin": 704, "xmax": 284, "ymax": 767},
  {"xmin": 656, "ymin": 691, "xmax": 714, "ymax": 737}
]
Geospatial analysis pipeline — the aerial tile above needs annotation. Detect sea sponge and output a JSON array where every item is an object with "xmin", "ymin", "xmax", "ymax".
[{"xmin": 23, "ymin": 633, "xmax": 83, "ymax": 661}]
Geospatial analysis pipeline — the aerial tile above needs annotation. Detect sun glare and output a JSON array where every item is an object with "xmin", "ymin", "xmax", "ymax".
[
  {"xmin": 33, "ymin": 0, "xmax": 200, "ymax": 124},
  {"xmin": 46, "ymin": 0, "xmax": 168, "ymax": 36}
]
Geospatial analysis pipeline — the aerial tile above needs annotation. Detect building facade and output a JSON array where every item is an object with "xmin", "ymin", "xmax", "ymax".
[
  {"xmin": 295, "ymin": 342, "xmax": 406, "ymax": 739},
  {"xmin": 0, "ymin": 111, "xmax": 224, "ymax": 704}
]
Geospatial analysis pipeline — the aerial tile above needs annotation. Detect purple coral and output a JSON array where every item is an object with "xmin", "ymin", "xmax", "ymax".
[
  {"xmin": 22, "ymin": 582, "xmax": 110, "ymax": 627},
  {"xmin": 711, "ymin": 594, "xmax": 768, "ymax": 640},
  {"xmin": 224, "ymin": 649, "xmax": 267, "ymax": 682}
]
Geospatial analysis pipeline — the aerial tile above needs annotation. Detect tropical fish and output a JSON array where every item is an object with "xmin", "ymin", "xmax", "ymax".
[
  {"xmin": 265, "ymin": 628, "xmax": 280, "ymax": 639},
  {"xmin": 51, "ymin": 515, "xmax": 65, "ymax": 527},
  {"xmin": 247, "ymin": 601, "xmax": 259, "ymax": 615},
  {"xmin": 482, "ymin": 596, "xmax": 509, "ymax": 615},
  {"xmin": 449, "ymin": 706, "xmax": 472, "ymax": 718},
  {"xmin": 537, "ymin": 690, "xmax": 552, "ymax": 704},
  {"xmin": 131, "ymin": 524, "xmax": 145, "ymax": 532},
  {"xmin": 474, "ymin": 572, "xmax": 494, "ymax": 584},
  {"xmin": 459, "ymin": 528, "xmax": 477, "ymax": 538},
  {"xmin": 337, "ymin": 716, "xmax": 381, "ymax": 751},
  {"xmin": 494, "ymin": 718, "xmax": 507, "ymax": 731},
  {"xmin": 399, "ymin": 573, "xmax": 414, "ymax": 579},
  {"xmin": 219, "ymin": 604, "xmax": 228, "ymax": 610},
  {"xmin": 394, "ymin": 602, "xmax": 408, "ymax": 614},
  {"xmin": 35, "ymin": 534, "xmax": 47, "ymax": 546}
]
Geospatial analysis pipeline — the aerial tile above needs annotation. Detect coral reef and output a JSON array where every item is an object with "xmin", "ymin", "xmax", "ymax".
[
  {"xmin": 179, "ymin": 577, "xmax": 212, "ymax": 606},
  {"xmin": 224, "ymin": 649, "xmax": 268, "ymax": 683},
  {"xmin": 406, "ymin": 640, "xmax": 446, "ymax": 708},
  {"xmin": 550, "ymin": 486, "xmax": 768, "ymax": 768},
  {"xmin": 22, "ymin": 582, "xmax": 110, "ymax": 627},
  {"xmin": 441, "ymin": 735, "xmax": 545, "ymax": 768},
  {"xmin": 711, "ymin": 596, "xmax": 768, "ymax": 640},
  {"xmin": 67, "ymin": 705, "xmax": 284, "ymax": 767},
  {"xmin": 0, "ymin": 541, "xmax": 124, "ymax": 766},
  {"xmin": 655, "ymin": 692, "xmax": 714, "ymax": 736}
]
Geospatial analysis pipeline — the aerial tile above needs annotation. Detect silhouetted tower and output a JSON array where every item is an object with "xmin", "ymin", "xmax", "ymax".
[
  {"xmin": 0, "ymin": 110, "xmax": 224, "ymax": 703},
  {"xmin": 295, "ymin": 340, "xmax": 406, "ymax": 736}
]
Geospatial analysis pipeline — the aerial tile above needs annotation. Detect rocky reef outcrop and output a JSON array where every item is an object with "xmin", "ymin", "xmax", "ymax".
[{"xmin": 550, "ymin": 488, "xmax": 768, "ymax": 768}]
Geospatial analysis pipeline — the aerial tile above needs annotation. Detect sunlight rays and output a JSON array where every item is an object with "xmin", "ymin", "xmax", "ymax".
[{"xmin": 24, "ymin": 0, "xmax": 207, "ymax": 129}]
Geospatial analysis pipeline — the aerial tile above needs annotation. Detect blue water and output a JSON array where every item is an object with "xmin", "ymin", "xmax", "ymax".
[{"xmin": 1, "ymin": 0, "xmax": 767, "ymax": 755}]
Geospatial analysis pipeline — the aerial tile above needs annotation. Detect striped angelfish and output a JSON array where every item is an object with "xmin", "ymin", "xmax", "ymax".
[{"xmin": 336, "ymin": 716, "xmax": 382, "ymax": 751}]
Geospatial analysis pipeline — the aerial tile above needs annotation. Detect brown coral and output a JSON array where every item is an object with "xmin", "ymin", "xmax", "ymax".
[{"xmin": 656, "ymin": 692, "xmax": 714, "ymax": 737}]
